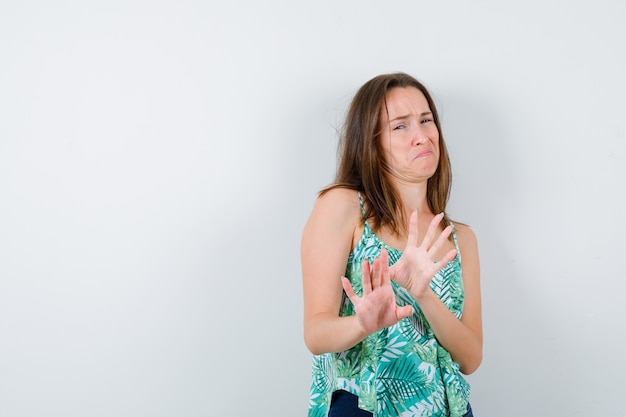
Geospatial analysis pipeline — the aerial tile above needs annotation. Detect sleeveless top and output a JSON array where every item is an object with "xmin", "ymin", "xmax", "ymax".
[{"xmin": 307, "ymin": 193, "xmax": 470, "ymax": 417}]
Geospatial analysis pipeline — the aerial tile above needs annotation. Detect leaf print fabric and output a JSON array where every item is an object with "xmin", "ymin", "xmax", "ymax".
[{"xmin": 307, "ymin": 196, "xmax": 470, "ymax": 417}]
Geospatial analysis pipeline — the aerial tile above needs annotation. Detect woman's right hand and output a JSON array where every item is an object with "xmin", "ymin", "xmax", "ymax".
[
  {"xmin": 342, "ymin": 248, "xmax": 413, "ymax": 335},
  {"xmin": 390, "ymin": 211, "xmax": 457, "ymax": 299}
]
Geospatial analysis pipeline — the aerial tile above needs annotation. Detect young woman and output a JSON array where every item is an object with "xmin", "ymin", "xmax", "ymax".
[{"xmin": 301, "ymin": 73, "xmax": 482, "ymax": 417}]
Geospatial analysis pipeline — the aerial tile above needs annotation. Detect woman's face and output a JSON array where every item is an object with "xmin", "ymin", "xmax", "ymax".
[{"xmin": 378, "ymin": 87, "xmax": 440, "ymax": 183}]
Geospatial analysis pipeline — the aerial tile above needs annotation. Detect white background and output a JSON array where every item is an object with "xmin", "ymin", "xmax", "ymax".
[{"xmin": 1, "ymin": 1, "xmax": 625, "ymax": 416}]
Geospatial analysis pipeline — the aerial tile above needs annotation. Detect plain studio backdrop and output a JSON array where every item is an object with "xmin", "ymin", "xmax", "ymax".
[{"xmin": 1, "ymin": 1, "xmax": 624, "ymax": 416}]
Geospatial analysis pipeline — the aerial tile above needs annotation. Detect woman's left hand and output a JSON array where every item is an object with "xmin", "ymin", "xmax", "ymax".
[{"xmin": 390, "ymin": 211, "xmax": 457, "ymax": 299}]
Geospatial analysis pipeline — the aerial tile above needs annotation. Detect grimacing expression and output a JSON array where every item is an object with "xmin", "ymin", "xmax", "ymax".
[{"xmin": 379, "ymin": 87, "xmax": 440, "ymax": 182}]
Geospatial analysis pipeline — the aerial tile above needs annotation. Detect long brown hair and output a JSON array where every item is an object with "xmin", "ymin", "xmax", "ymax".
[{"xmin": 321, "ymin": 72, "xmax": 452, "ymax": 236}]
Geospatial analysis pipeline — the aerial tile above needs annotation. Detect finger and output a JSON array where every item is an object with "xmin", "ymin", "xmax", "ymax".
[
  {"xmin": 407, "ymin": 209, "xmax": 419, "ymax": 247},
  {"xmin": 379, "ymin": 248, "xmax": 391, "ymax": 286},
  {"xmin": 370, "ymin": 255, "xmax": 381, "ymax": 289},
  {"xmin": 341, "ymin": 277, "xmax": 360, "ymax": 304},
  {"xmin": 421, "ymin": 212, "xmax": 444, "ymax": 249},
  {"xmin": 434, "ymin": 248, "xmax": 458, "ymax": 272},
  {"xmin": 428, "ymin": 224, "xmax": 453, "ymax": 256},
  {"xmin": 361, "ymin": 259, "xmax": 372, "ymax": 296}
]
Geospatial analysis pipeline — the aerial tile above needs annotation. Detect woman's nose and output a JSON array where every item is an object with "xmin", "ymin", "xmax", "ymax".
[{"xmin": 411, "ymin": 129, "xmax": 427, "ymax": 146}]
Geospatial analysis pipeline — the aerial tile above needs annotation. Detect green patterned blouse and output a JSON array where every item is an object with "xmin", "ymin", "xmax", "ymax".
[{"xmin": 308, "ymin": 196, "xmax": 470, "ymax": 417}]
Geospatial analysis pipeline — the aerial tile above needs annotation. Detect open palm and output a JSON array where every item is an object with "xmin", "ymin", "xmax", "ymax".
[
  {"xmin": 390, "ymin": 211, "xmax": 458, "ymax": 298},
  {"xmin": 342, "ymin": 248, "xmax": 413, "ymax": 335}
]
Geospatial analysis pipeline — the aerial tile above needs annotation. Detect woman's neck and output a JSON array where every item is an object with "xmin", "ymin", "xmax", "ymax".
[{"xmin": 394, "ymin": 179, "xmax": 432, "ymax": 217}]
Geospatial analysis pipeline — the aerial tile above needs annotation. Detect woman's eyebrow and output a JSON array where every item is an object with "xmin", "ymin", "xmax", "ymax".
[
  {"xmin": 389, "ymin": 114, "xmax": 411, "ymax": 122},
  {"xmin": 389, "ymin": 111, "xmax": 432, "ymax": 122}
]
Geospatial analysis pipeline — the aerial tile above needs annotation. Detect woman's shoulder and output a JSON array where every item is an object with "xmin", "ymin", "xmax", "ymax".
[
  {"xmin": 451, "ymin": 221, "xmax": 478, "ymax": 254},
  {"xmin": 318, "ymin": 186, "xmax": 361, "ymax": 207},
  {"xmin": 315, "ymin": 187, "xmax": 361, "ymax": 220},
  {"xmin": 452, "ymin": 221, "xmax": 475, "ymax": 239},
  {"xmin": 303, "ymin": 187, "xmax": 362, "ymax": 248}
]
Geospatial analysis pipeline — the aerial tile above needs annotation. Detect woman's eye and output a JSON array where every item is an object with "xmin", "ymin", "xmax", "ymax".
[
  {"xmin": 420, "ymin": 118, "xmax": 433, "ymax": 124},
  {"xmin": 393, "ymin": 124, "xmax": 405, "ymax": 130}
]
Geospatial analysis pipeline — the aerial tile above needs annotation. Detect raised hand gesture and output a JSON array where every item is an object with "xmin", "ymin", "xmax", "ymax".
[
  {"xmin": 390, "ymin": 211, "xmax": 458, "ymax": 299},
  {"xmin": 341, "ymin": 248, "xmax": 413, "ymax": 335}
]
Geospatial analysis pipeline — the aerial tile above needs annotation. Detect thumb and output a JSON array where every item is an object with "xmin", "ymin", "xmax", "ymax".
[
  {"xmin": 341, "ymin": 277, "xmax": 359, "ymax": 304},
  {"xmin": 388, "ymin": 259, "xmax": 399, "ymax": 280},
  {"xmin": 397, "ymin": 305, "xmax": 413, "ymax": 321}
]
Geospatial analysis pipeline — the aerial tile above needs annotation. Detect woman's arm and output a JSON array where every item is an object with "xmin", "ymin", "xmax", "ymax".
[
  {"xmin": 301, "ymin": 188, "xmax": 365, "ymax": 355},
  {"xmin": 390, "ymin": 212, "xmax": 483, "ymax": 374},
  {"xmin": 412, "ymin": 223, "xmax": 483, "ymax": 374},
  {"xmin": 301, "ymin": 189, "xmax": 412, "ymax": 355}
]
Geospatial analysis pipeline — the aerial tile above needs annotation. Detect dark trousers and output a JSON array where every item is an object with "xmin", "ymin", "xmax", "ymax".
[{"xmin": 328, "ymin": 390, "xmax": 474, "ymax": 417}]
